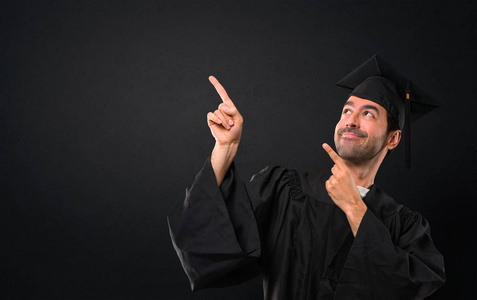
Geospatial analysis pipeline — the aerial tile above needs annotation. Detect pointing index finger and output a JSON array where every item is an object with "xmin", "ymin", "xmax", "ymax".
[
  {"xmin": 322, "ymin": 143, "xmax": 341, "ymax": 164},
  {"xmin": 209, "ymin": 76, "xmax": 235, "ymax": 107}
]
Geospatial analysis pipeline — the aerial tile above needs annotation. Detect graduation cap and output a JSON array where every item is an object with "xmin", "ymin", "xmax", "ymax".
[{"xmin": 336, "ymin": 54, "xmax": 439, "ymax": 169}]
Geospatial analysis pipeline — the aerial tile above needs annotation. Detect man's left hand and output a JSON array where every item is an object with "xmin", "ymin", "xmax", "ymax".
[{"xmin": 322, "ymin": 143, "xmax": 367, "ymax": 236}]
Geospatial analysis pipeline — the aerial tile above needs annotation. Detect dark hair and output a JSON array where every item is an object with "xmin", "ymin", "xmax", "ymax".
[
  {"xmin": 385, "ymin": 112, "xmax": 400, "ymax": 157},
  {"xmin": 387, "ymin": 112, "xmax": 400, "ymax": 134}
]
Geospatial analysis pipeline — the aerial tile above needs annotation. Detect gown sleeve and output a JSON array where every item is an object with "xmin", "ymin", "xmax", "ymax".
[
  {"xmin": 335, "ymin": 206, "xmax": 446, "ymax": 299},
  {"xmin": 167, "ymin": 157, "xmax": 292, "ymax": 291}
]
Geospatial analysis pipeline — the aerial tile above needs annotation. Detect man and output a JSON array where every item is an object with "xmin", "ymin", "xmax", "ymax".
[{"xmin": 168, "ymin": 55, "xmax": 445, "ymax": 299}]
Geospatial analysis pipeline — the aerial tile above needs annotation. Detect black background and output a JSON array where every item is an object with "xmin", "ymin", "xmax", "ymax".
[{"xmin": 2, "ymin": 1, "xmax": 476, "ymax": 299}]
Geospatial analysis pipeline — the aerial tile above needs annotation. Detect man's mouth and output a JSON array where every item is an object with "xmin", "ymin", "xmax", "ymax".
[
  {"xmin": 338, "ymin": 128, "xmax": 367, "ymax": 139},
  {"xmin": 342, "ymin": 132, "xmax": 364, "ymax": 139}
]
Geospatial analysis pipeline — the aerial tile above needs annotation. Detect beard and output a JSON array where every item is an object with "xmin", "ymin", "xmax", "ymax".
[{"xmin": 335, "ymin": 127, "xmax": 387, "ymax": 165}]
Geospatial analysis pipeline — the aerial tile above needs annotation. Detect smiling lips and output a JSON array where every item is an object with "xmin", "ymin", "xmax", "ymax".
[
  {"xmin": 338, "ymin": 128, "xmax": 367, "ymax": 139},
  {"xmin": 342, "ymin": 132, "xmax": 365, "ymax": 139}
]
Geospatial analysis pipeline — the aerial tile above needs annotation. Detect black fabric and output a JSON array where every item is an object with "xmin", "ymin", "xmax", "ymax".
[
  {"xmin": 350, "ymin": 76, "xmax": 404, "ymax": 129},
  {"xmin": 336, "ymin": 55, "xmax": 439, "ymax": 130},
  {"xmin": 168, "ymin": 158, "xmax": 445, "ymax": 299}
]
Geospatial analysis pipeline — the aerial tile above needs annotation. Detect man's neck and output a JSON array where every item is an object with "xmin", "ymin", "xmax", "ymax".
[
  {"xmin": 346, "ymin": 163, "xmax": 378, "ymax": 189},
  {"xmin": 344, "ymin": 152, "xmax": 386, "ymax": 189}
]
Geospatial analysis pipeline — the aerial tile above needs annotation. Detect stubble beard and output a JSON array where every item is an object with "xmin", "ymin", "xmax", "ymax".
[{"xmin": 335, "ymin": 134, "xmax": 387, "ymax": 165}]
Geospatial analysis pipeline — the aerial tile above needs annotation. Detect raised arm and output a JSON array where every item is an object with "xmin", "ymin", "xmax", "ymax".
[{"xmin": 206, "ymin": 76, "xmax": 243, "ymax": 186}]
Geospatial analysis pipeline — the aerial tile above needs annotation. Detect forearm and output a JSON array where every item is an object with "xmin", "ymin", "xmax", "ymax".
[
  {"xmin": 344, "ymin": 201, "xmax": 367, "ymax": 237},
  {"xmin": 211, "ymin": 142, "xmax": 239, "ymax": 186}
]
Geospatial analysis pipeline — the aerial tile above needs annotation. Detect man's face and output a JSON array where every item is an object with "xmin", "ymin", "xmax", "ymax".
[{"xmin": 334, "ymin": 96, "xmax": 390, "ymax": 164}]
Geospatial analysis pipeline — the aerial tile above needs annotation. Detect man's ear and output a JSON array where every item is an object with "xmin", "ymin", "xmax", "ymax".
[{"xmin": 387, "ymin": 130, "xmax": 401, "ymax": 151}]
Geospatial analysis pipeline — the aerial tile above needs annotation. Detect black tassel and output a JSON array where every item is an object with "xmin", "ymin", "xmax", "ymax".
[{"xmin": 405, "ymin": 79, "xmax": 411, "ymax": 169}]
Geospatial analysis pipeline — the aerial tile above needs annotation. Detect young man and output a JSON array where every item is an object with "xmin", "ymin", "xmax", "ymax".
[{"xmin": 168, "ymin": 55, "xmax": 445, "ymax": 299}]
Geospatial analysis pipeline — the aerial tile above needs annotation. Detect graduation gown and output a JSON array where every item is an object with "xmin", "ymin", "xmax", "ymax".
[{"xmin": 168, "ymin": 157, "xmax": 445, "ymax": 299}]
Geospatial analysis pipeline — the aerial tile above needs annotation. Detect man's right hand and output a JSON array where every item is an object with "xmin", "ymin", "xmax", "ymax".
[
  {"xmin": 206, "ymin": 76, "xmax": 243, "ymax": 186},
  {"xmin": 207, "ymin": 76, "xmax": 243, "ymax": 146}
]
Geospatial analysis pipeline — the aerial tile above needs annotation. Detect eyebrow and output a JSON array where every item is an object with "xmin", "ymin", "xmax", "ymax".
[
  {"xmin": 343, "ymin": 101, "xmax": 380, "ymax": 117},
  {"xmin": 361, "ymin": 104, "xmax": 380, "ymax": 116},
  {"xmin": 344, "ymin": 100, "xmax": 354, "ymax": 107}
]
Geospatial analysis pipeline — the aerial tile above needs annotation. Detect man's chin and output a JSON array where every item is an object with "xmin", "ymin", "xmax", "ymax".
[
  {"xmin": 336, "ymin": 145, "xmax": 367, "ymax": 163},
  {"xmin": 336, "ymin": 144, "xmax": 361, "ymax": 156},
  {"xmin": 337, "ymin": 138, "xmax": 365, "ymax": 146}
]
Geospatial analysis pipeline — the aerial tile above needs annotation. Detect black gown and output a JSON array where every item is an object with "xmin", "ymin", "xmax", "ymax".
[{"xmin": 168, "ymin": 157, "xmax": 445, "ymax": 300}]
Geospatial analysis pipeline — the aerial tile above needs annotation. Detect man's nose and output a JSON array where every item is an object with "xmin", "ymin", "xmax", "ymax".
[{"xmin": 346, "ymin": 113, "xmax": 359, "ymax": 128}]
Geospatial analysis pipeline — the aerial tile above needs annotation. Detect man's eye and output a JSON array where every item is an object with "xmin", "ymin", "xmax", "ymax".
[
  {"xmin": 364, "ymin": 111, "xmax": 374, "ymax": 117},
  {"xmin": 343, "ymin": 109, "xmax": 351, "ymax": 114}
]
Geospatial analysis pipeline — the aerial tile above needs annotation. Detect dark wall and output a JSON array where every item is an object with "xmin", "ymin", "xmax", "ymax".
[{"xmin": 1, "ymin": 1, "xmax": 475, "ymax": 299}]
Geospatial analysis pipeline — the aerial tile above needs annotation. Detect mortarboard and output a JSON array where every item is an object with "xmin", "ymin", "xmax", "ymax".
[{"xmin": 336, "ymin": 54, "xmax": 439, "ymax": 168}]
